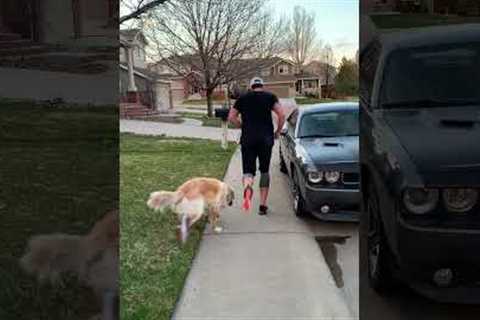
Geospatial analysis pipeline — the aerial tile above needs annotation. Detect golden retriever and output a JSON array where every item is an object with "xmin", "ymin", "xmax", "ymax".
[
  {"xmin": 147, "ymin": 177, "xmax": 235, "ymax": 243},
  {"xmin": 19, "ymin": 210, "xmax": 119, "ymax": 320}
]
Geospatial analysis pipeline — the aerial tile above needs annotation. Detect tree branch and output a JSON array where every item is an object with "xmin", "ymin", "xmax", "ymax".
[{"xmin": 120, "ymin": 0, "xmax": 169, "ymax": 24}]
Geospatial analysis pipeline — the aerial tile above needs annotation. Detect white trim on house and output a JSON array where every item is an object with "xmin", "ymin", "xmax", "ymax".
[
  {"xmin": 121, "ymin": 66, "xmax": 175, "ymax": 85},
  {"xmin": 296, "ymin": 77, "xmax": 319, "ymax": 81},
  {"xmin": 264, "ymin": 80, "xmax": 296, "ymax": 85},
  {"xmin": 270, "ymin": 58, "xmax": 295, "ymax": 68}
]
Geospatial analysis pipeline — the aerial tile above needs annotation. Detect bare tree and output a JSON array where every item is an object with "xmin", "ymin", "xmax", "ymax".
[
  {"xmin": 321, "ymin": 44, "xmax": 335, "ymax": 98},
  {"xmin": 251, "ymin": 11, "xmax": 290, "ymax": 59},
  {"xmin": 287, "ymin": 6, "xmax": 317, "ymax": 72},
  {"xmin": 145, "ymin": 0, "xmax": 284, "ymax": 116},
  {"xmin": 120, "ymin": 0, "xmax": 169, "ymax": 25}
]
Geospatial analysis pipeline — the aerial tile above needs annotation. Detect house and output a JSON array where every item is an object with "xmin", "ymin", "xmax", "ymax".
[
  {"xmin": 225, "ymin": 57, "xmax": 298, "ymax": 98},
  {"xmin": 150, "ymin": 56, "xmax": 324, "ymax": 101},
  {"xmin": 120, "ymin": 29, "xmax": 172, "ymax": 114},
  {"xmin": 304, "ymin": 60, "xmax": 337, "ymax": 84},
  {"xmin": 149, "ymin": 59, "xmax": 227, "ymax": 104},
  {"xmin": 0, "ymin": 0, "xmax": 116, "ymax": 44},
  {"xmin": 150, "ymin": 62, "xmax": 208, "ymax": 103}
]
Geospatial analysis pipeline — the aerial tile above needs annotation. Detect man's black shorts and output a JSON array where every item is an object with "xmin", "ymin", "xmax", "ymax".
[{"xmin": 241, "ymin": 139, "xmax": 274, "ymax": 176}]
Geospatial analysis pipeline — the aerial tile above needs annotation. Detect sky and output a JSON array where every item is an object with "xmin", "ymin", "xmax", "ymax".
[
  {"xmin": 270, "ymin": 0, "xmax": 359, "ymax": 64},
  {"xmin": 121, "ymin": 0, "xmax": 359, "ymax": 65}
]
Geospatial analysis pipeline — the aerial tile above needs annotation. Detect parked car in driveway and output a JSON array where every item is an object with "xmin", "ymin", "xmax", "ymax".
[
  {"xmin": 279, "ymin": 102, "xmax": 360, "ymax": 222},
  {"xmin": 360, "ymin": 24, "xmax": 480, "ymax": 303}
]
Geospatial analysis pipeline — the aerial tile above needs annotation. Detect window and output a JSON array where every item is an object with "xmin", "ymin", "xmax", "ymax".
[
  {"xmin": 298, "ymin": 110, "xmax": 359, "ymax": 138},
  {"xmin": 287, "ymin": 110, "xmax": 299, "ymax": 136},
  {"xmin": 380, "ymin": 42, "xmax": 480, "ymax": 108},
  {"xmin": 360, "ymin": 38, "xmax": 382, "ymax": 106},
  {"xmin": 279, "ymin": 67, "xmax": 284, "ymax": 74}
]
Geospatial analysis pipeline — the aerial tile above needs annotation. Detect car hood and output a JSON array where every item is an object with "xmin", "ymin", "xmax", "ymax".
[
  {"xmin": 298, "ymin": 136, "xmax": 359, "ymax": 168},
  {"xmin": 384, "ymin": 107, "xmax": 480, "ymax": 185}
]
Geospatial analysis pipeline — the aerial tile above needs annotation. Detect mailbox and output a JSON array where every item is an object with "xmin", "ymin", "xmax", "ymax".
[{"xmin": 214, "ymin": 108, "xmax": 230, "ymax": 121}]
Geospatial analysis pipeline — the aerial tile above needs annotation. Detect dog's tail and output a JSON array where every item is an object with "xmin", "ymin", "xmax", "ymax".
[
  {"xmin": 147, "ymin": 191, "xmax": 183, "ymax": 211},
  {"xmin": 19, "ymin": 233, "xmax": 88, "ymax": 284}
]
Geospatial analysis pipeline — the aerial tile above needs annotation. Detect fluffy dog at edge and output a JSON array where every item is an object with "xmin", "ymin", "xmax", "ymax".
[
  {"xmin": 19, "ymin": 210, "xmax": 119, "ymax": 320},
  {"xmin": 147, "ymin": 177, "xmax": 235, "ymax": 243}
]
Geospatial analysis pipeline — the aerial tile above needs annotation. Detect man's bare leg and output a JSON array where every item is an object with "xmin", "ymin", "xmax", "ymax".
[
  {"xmin": 260, "ymin": 187, "xmax": 269, "ymax": 207},
  {"xmin": 258, "ymin": 172, "xmax": 270, "ymax": 215}
]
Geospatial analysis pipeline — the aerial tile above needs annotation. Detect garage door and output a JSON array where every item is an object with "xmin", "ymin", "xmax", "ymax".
[{"xmin": 265, "ymin": 85, "xmax": 289, "ymax": 98}]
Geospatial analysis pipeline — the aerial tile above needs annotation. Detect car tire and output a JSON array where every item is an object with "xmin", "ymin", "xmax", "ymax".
[
  {"xmin": 279, "ymin": 148, "xmax": 288, "ymax": 174},
  {"xmin": 291, "ymin": 170, "xmax": 309, "ymax": 218},
  {"xmin": 367, "ymin": 181, "xmax": 396, "ymax": 294}
]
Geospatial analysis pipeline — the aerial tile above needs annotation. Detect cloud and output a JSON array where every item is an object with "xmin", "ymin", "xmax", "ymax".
[{"xmin": 331, "ymin": 39, "xmax": 358, "ymax": 61}]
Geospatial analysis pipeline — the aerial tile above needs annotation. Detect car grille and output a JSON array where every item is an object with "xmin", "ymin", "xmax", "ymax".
[{"xmin": 342, "ymin": 172, "xmax": 359, "ymax": 185}]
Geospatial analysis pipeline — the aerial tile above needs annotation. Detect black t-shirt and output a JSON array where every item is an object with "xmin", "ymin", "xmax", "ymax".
[{"xmin": 233, "ymin": 90, "xmax": 279, "ymax": 144}]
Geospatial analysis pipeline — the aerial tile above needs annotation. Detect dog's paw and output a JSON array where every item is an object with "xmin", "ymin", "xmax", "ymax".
[{"xmin": 213, "ymin": 226, "xmax": 223, "ymax": 233}]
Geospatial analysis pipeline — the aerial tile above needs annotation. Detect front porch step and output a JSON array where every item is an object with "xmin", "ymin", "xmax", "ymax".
[{"xmin": 120, "ymin": 103, "xmax": 161, "ymax": 118}]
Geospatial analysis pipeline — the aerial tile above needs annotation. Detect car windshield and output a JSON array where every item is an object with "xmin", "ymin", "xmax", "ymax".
[
  {"xmin": 380, "ymin": 42, "xmax": 480, "ymax": 109},
  {"xmin": 298, "ymin": 110, "xmax": 359, "ymax": 138}
]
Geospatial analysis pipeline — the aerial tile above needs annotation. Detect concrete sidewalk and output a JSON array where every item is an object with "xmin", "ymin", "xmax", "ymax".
[
  {"xmin": 120, "ymin": 119, "xmax": 240, "ymax": 142},
  {"xmin": 172, "ymin": 144, "xmax": 356, "ymax": 320}
]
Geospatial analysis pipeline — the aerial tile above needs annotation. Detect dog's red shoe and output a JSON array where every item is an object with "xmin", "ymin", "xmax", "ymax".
[{"xmin": 242, "ymin": 186, "xmax": 253, "ymax": 212}]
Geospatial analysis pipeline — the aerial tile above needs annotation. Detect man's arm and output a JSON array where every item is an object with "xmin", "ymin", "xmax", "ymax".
[
  {"xmin": 272, "ymin": 102, "xmax": 285, "ymax": 139},
  {"xmin": 228, "ymin": 107, "xmax": 242, "ymax": 128}
]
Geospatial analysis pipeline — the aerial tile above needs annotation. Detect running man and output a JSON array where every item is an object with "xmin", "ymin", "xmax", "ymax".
[{"xmin": 228, "ymin": 77, "xmax": 286, "ymax": 215}]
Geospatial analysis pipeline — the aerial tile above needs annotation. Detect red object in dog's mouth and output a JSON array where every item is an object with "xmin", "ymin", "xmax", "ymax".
[{"xmin": 242, "ymin": 186, "xmax": 253, "ymax": 212}]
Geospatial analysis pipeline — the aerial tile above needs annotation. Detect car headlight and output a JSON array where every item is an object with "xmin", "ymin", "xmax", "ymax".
[
  {"xmin": 443, "ymin": 188, "xmax": 478, "ymax": 213},
  {"xmin": 403, "ymin": 188, "xmax": 439, "ymax": 214},
  {"xmin": 324, "ymin": 171, "xmax": 340, "ymax": 184},
  {"xmin": 307, "ymin": 171, "xmax": 323, "ymax": 183}
]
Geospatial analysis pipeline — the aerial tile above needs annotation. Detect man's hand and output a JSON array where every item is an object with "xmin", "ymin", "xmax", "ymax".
[{"xmin": 227, "ymin": 108, "xmax": 242, "ymax": 128}]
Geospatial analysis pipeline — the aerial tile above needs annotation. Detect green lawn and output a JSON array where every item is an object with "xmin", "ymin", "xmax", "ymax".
[
  {"xmin": 182, "ymin": 98, "xmax": 226, "ymax": 105},
  {"xmin": 132, "ymin": 115, "xmax": 184, "ymax": 124},
  {"xmin": 295, "ymin": 97, "xmax": 335, "ymax": 105},
  {"xmin": 0, "ymin": 99, "xmax": 117, "ymax": 320},
  {"xmin": 370, "ymin": 13, "xmax": 480, "ymax": 30},
  {"xmin": 178, "ymin": 112, "xmax": 234, "ymax": 128},
  {"xmin": 120, "ymin": 134, "xmax": 236, "ymax": 320},
  {"xmin": 295, "ymin": 97, "xmax": 359, "ymax": 105},
  {"xmin": 185, "ymin": 105, "xmax": 208, "ymax": 110}
]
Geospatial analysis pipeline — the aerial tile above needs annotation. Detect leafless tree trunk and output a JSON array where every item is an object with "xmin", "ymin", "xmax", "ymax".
[
  {"xmin": 120, "ymin": 0, "xmax": 169, "ymax": 25},
  {"xmin": 321, "ymin": 44, "xmax": 335, "ymax": 98},
  {"xmin": 287, "ymin": 6, "xmax": 317, "ymax": 72},
  {"xmin": 146, "ymin": 0, "xmax": 283, "ymax": 117}
]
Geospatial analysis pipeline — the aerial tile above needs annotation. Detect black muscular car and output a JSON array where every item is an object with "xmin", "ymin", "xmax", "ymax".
[
  {"xmin": 279, "ymin": 102, "xmax": 360, "ymax": 222},
  {"xmin": 360, "ymin": 24, "xmax": 480, "ymax": 303}
]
